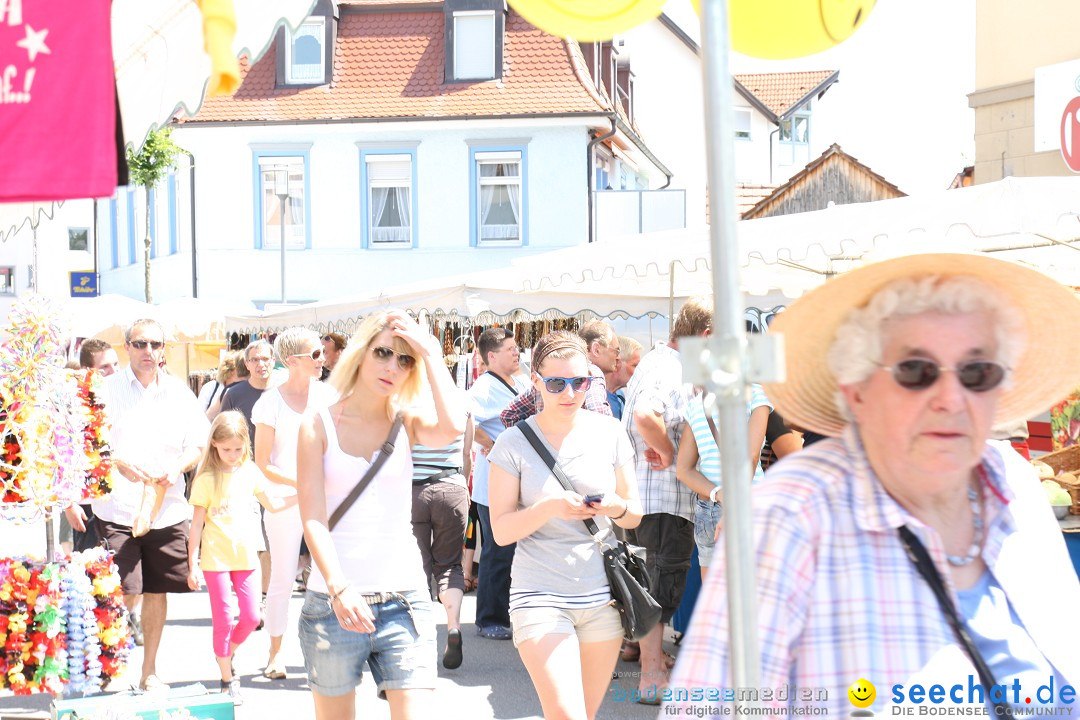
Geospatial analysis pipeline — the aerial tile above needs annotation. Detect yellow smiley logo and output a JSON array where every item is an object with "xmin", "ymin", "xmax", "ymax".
[
  {"xmin": 848, "ymin": 679, "xmax": 876, "ymax": 709},
  {"xmin": 507, "ymin": 0, "xmax": 668, "ymax": 41}
]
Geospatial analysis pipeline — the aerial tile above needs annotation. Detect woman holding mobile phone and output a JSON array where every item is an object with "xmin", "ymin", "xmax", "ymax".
[{"xmin": 487, "ymin": 331, "xmax": 643, "ymax": 720}]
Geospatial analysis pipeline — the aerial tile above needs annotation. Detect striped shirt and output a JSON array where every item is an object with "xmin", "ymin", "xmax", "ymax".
[
  {"xmin": 620, "ymin": 343, "xmax": 694, "ymax": 520},
  {"xmin": 91, "ymin": 367, "xmax": 210, "ymax": 529},
  {"xmin": 509, "ymin": 588, "xmax": 612, "ymax": 612},
  {"xmin": 666, "ymin": 429, "xmax": 1080, "ymax": 715},
  {"xmin": 683, "ymin": 384, "xmax": 772, "ymax": 489},
  {"xmin": 411, "ymin": 436, "xmax": 466, "ymax": 488}
]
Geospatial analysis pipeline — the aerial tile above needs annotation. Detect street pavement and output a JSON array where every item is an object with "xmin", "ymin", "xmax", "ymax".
[{"xmin": 0, "ymin": 527, "xmax": 675, "ymax": 720}]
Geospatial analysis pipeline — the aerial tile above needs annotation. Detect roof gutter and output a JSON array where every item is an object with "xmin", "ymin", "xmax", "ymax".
[
  {"xmin": 587, "ymin": 113, "xmax": 618, "ymax": 244},
  {"xmin": 176, "ymin": 111, "xmax": 617, "ymax": 129},
  {"xmin": 614, "ymin": 115, "xmax": 673, "ymax": 188}
]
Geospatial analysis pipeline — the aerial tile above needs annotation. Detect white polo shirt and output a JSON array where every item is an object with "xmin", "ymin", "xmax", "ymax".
[{"xmin": 91, "ymin": 367, "xmax": 210, "ymax": 529}]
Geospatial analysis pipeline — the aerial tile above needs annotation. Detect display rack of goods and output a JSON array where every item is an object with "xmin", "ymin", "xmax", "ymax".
[{"xmin": 1032, "ymin": 450, "xmax": 1080, "ymax": 515}]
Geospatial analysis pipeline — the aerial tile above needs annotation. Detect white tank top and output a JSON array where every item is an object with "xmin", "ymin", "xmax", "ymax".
[{"xmin": 306, "ymin": 408, "xmax": 427, "ymax": 594}]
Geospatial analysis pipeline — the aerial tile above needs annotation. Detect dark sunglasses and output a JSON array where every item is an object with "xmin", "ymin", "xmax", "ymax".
[
  {"xmin": 291, "ymin": 347, "xmax": 323, "ymax": 361},
  {"xmin": 878, "ymin": 358, "xmax": 1007, "ymax": 393},
  {"xmin": 538, "ymin": 375, "xmax": 593, "ymax": 394},
  {"xmin": 129, "ymin": 340, "xmax": 164, "ymax": 350},
  {"xmin": 372, "ymin": 345, "xmax": 416, "ymax": 370}
]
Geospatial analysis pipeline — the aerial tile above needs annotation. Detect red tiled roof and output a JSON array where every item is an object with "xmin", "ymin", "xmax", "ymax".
[
  {"xmin": 186, "ymin": 9, "xmax": 609, "ymax": 123},
  {"xmin": 734, "ymin": 70, "xmax": 837, "ymax": 118}
]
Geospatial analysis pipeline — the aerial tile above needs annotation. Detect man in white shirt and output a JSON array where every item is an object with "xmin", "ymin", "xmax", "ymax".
[
  {"xmin": 468, "ymin": 328, "xmax": 528, "ymax": 640},
  {"xmin": 90, "ymin": 319, "xmax": 210, "ymax": 691}
]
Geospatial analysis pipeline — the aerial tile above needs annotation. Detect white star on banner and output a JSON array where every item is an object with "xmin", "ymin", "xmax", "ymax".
[{"xmin": 16, "ymin": 25, "xmax": 51, "ymax": 63}]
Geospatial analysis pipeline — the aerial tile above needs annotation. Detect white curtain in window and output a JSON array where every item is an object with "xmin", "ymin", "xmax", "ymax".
[{"xmin": 370, "ymin": 186, "xmax": 411, "ymax": 244}]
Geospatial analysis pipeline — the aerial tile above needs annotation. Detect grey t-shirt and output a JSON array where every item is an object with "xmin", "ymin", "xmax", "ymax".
[
  {"xmin": 220, "ymin": 380, "xmax": 266, "ymax": 450},
  {"xmin": 487, "ymin": 413, "xmax": 635, "ymax": 597}
]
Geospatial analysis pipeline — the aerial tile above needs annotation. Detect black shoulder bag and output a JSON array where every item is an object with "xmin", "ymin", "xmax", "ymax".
[
  {"xmin": 897, "ymin": 526, "xmax": 1009, "ymax": 715},
  {"xmin": 519, "ymin": 422, "xmax": 662, "ymax": 641},
  {"xmin": 327, "ymin": 413, "xmax": 404, "ymax": 531}
]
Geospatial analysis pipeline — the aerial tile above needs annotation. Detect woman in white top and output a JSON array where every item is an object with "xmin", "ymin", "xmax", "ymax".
[
  {"xmin": 296, "ymin": 310, "xmax": 465, "ymax": 720},
  {"xmin": 251, "ymin": 327, "xmax": 338, "ymax": 679}
]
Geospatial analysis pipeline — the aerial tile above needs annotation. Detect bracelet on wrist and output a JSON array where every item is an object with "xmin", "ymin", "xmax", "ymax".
[
  {"xmin": 612, "ymin": 500, "xmax": 629, "ymax": 521},
  {"xmin": 329, "ymin": 584, "xmax": 351, "ymax": 603},
  {"xmin": 709, "ymin": 485, "xmax": 722, "ymax": 504}
]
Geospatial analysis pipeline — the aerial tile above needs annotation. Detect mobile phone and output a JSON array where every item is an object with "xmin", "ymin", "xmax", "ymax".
[{"xmin": 583, "ymin": 493, "xmax": 603, "ymax": 505}]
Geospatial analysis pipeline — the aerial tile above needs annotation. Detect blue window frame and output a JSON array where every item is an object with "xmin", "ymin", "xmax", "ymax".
[
  {"xmin": 360, "ymin": 149, "xmax": 417, "ymax": 249},
  {"xmin": 126, "ymin": 188, "xmax": 136, "ymax": 266},
  {"xmin": 167, "ymin": 173, "xmax": 178, "ymax": 255},
  {"xmin": 469, "ymin": 145, "xmax": 527, "ymax": 247},
  {"xmin": 252, "ymin": 148, "xmax": 312, "ymax": 250},
  {"xmin": 109, "ymin": 197, "xmax": 119, "ymax": 270},
  {"xmin": 780, "ymin": 113, "xmax": 809, "ymax": 145}
]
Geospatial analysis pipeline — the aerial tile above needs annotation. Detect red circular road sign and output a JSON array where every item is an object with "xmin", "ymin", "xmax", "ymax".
[{"xmin": 1060, "ymin": 95, "xmax": 1080, "ymax": 172}]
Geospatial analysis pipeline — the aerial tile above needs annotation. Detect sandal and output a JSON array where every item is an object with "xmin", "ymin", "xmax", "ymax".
[
  {"xmin": 620, "ymin": 640, "xmax": 640, "ymax": 663},
  {"xmin": 263, "ymin": 663, "xmax": 286, "ymax": 680}
]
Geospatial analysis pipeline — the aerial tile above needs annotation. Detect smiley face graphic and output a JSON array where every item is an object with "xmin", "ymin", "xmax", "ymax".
[
  {"xmin": 848, "ymin": 679, "xmax": 876, "ymax": 709},
  {"xmin": 508, "ymin": 0, "xmax": 668, "ymax": 42}
]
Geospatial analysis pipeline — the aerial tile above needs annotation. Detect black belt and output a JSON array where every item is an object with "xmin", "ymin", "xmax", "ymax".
[{"xmin": 412, "ymin": 467, "xmax": 461, "ymax": 486}]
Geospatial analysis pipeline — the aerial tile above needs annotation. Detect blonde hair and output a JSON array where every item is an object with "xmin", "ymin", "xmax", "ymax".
[
  {"xmin": 216, "ymin": 351, "xmax": 242, "ymax": 384},
  {"xmin": 329, "ymin": 311, "xmax": 424, "ymax": 418},
  {"xmin": 196, "ymin": 411, "xmax": 252, "ymax": 496},
  {"xmin": 273, "ymin": 327, "xmax": 321, "ymax": 365},
  {"xmin": 671, "ymin": 296, "xmax": 712, "ymax": 341}
]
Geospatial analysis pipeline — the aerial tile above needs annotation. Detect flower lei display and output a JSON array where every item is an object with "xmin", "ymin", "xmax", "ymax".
[
  {"xmin": 0, "ymin": 549, "xmax": 129, "ymax": 695},
  {"xmin": 0, "ymin": 297, "xmax": 111, "ymax": 523},
  {"xmin": 74, "ymin": 369, "xmax": 113, "ymax": 500}
]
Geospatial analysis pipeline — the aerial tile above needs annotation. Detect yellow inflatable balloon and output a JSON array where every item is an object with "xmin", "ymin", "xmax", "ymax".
[
  {"xmin": 508, "ymin": 0, "xmax": 668, "ymax": 42},
  {"xmin": 692, "ymin": 0, "xmax": 876, "ymax": 60}
]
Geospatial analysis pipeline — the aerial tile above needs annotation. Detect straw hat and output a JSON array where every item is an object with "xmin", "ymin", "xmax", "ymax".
[{"xmin": 764, "ymin": 252, "xmax": 1080, "ymax": 436}]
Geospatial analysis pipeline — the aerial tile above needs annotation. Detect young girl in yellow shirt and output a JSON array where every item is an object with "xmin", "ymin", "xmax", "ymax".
[{"xmin": 187, "ymin": 411, "xmax": 290, "ymax": 704}]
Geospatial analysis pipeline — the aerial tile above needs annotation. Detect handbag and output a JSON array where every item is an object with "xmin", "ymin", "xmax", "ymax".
[
  {"xmin": 519, "ymin": 422, "xmax": 662, "ymax": 641},
  {"xmin": 897, "ymin": 526, "xmax": 1009, "ymax": 715},
  {"xmin": 327, "ymin": 413, "xmax": 403, "ymax": 531}
]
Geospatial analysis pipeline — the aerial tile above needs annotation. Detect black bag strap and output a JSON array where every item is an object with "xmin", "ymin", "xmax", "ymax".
[
  {"xmin": 896, "ymin": 526, "xmax": 1008, "ymax": 713},
  {"xmin": 486, "ymin": 371, "xmax": 519, "ymax": 396},
  {"xmin": 327, "ymin": 413, "xmax": 404, "ymax": 531},
  {"xmin": 518, "ymin": 421, "xmax": 602, "ymax": 537}
]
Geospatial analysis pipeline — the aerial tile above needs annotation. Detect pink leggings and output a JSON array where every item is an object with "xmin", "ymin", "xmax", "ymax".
[{"xmin": 204, "ymin": 569, "xmax": 260, "ymax": 658}]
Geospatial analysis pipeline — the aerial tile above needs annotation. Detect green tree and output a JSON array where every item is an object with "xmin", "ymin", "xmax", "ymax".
[{"xmin": 126, "ymin": 128, "xmax": 182, "ymax": 303}]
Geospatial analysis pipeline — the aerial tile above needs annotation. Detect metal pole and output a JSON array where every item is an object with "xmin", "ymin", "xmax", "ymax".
[
  {"xmin": 700, "ymin": 0, "xmax": 760, "ymax": 691},
  {"xmin": 279, "ymin": 193, "xmax": 287, "ymax": 304}
]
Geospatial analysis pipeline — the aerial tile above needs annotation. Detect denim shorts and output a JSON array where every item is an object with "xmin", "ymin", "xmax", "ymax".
[
  {"xmin": 693, "ymin": 499, "xmax": 723, "ymax": 567},
  {"xmin": 298, "ymin": 588, "xmax": 437, "ymax": 697}
]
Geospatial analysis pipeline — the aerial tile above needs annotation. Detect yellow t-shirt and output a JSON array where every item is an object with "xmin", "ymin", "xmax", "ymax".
[{"xmin": 188, "ymin": 462, "xmax": 264, "ymax": 572}]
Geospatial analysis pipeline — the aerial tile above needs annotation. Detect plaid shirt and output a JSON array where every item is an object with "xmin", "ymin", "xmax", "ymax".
[
  {"xmin": 666, "ymin": 428, "xmax": 1080, "ymax": 715},
  {"xmin": 620, "ymin": 343, "xmax": 694, "ymax": 520},
  {"xmin": 500, "ymin": 363, "xmax": 612, "ymax": 427}
]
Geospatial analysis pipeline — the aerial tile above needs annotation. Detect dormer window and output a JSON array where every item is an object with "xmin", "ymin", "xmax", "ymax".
[
  {"xmin": 286, "ymin": 18, "xmax": 326, "ymax": 85},
  {"xmin": 444, "ymin": 0, "xmax": 505, "ymax": 83}
]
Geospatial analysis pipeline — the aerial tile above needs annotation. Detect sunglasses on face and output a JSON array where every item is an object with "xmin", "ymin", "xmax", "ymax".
[
  {"xmin": 877, "ymin": 358, "xmax": 1007, "ymax": 393},
  {"xmin": 291, "ymin": 347, "xmax": 323, "ymax": 361},
  {"xmin": 371, "ymin": 345, "xmax": 416, "ymax": 370},
  {"xmin": 129, "ymin": 340, "xmax": 164, "ymax": 350},
  {"xmin": 537, "ymin": 375, "xmax": 593, "ymax": 394}
]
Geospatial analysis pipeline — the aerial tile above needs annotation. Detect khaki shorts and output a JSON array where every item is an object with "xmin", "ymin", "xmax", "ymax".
[{"xmin": 510, "ymin": 602, "xmax": 624, "ymax": 647}]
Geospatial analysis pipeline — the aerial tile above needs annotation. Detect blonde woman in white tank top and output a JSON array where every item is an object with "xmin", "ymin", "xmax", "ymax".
[{"xmin": 296, "ymin": 310, "xmax": 466, "ymax": 720}]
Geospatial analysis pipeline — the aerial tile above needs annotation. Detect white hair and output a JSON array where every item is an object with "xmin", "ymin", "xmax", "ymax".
[{"xmin": 826, "ymin": 276, "xmax": 1025, "ymax": 419}]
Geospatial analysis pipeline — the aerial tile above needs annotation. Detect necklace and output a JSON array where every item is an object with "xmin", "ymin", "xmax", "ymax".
[{"xmin": 945, "ymin": 484, "xmax": 983, "ymax": 567}]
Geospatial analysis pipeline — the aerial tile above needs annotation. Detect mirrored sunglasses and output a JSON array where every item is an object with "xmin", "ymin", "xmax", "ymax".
[
  {"xmin": 371, "ymin": 345, "xmax": 416, "ymax": 370},
  {"xmin": 878, "ymin": 358, "xmax": 1007, "ymax": 393},
  {"xmin": 291, "ymin": 347, "xmax": 323, "ymax": 361},
  {"xmin": 129, "ymin": 340, "xmax": 164, "ymax": 350},
  {"xmin": 538, "ymin": 375, "xmax": 593, "ymax": 394}
]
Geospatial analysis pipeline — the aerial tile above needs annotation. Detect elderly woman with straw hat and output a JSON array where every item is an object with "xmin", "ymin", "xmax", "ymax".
[{"xmin": 666, "ymin": 254, "xmax": 1080, "ymax": 716}]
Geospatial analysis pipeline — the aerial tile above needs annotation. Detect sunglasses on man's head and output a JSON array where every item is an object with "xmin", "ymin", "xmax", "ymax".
[
  {"xmin": 877, "ymin": 358, "xmax": 1007, "ymax": 393},
  {"xmin": 372, "ymin": 345, "xmax": 416, "ymax": 370},
  {"xmin": 538, "ymin": 375, "xmax": 593, "ymax": 394},
  {"xmin": 291, "ymin": 347, "xmax": 323, "ymax": 361},
  {"xmin": 129, "ymin": 340, "xmax": 164, "ymax": 350}
]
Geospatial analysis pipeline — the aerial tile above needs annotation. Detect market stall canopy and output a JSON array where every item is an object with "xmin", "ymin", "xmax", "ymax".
[
  {"xmin": 519, "ymin": 176, "xmax": 1080, "ymax": 293},
  {"xmin": 60, "ymin": 294, "xmax": 256, "ymax": 344},
  {"xmin": 0, "ymin": 0, "xmax": 318, "ymax": 242}
]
